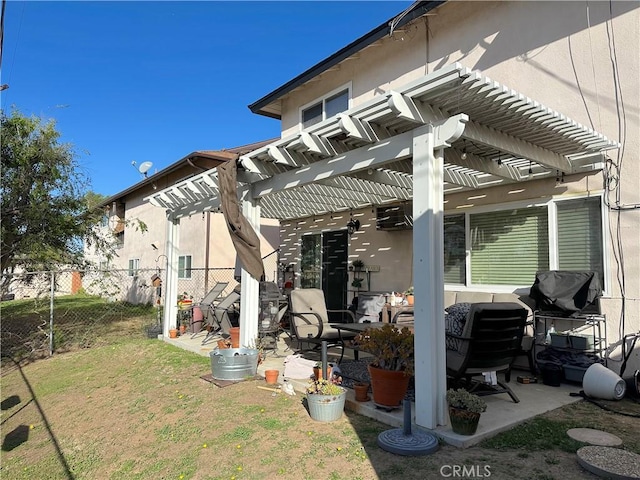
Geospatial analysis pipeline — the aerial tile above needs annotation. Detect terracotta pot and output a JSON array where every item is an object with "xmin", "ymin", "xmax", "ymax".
[
  {"xmin": 229, "ymin": 327, "xmax": 240, "ymax": 348},
  {"xmin": 406, "ymin": 295, "xmax": 414, "ymax": 306},
  {"xmin": 217, "ymin": 339, "xmax": 229, "ymax": 349},
  {"xmin": 265, "ymin": 369, "xmax": 279, "ymax": 385},
  {"xmin": 179, "ymin": 325, "xmax": 187, "ymax": 335},
  {"xmin": 169, "ymin": 328, "xmax": 178, "ymax": 339},
  {"xmin": 313, "ymin": 365, "xmax": 332, "ymax": 381},
  {"xmin": 367, "ymin": 364, "xmax": 411, "ymax": 409},
  {"xmin": 353, "ymin": 382, "xmax": 370, "ymax": 402},
  {"xmin": 191, "ymin": 306, "xmax": 203, "ymax": 333}
]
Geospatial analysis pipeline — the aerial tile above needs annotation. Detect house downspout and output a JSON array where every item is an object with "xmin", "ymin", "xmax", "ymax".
[{"xmin": 204, "ymin": 211, "xmax": 211, "ymax": 293}]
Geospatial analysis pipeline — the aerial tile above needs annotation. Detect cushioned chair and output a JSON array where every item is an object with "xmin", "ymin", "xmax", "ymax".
[
  {"xmin": 288, "ymin": 288, "xmax": 355, "ymax": 359},
  {"xmin": 446, "ymin": 302, "xmax": 528, "ymax": 403}
]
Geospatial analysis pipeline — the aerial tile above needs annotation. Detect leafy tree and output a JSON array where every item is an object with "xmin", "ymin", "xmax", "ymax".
[{"xmin": 0, "ymin": 108, "xmax": 111, "ymax": 292}]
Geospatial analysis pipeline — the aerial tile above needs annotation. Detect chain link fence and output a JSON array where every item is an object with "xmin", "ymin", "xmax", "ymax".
[{"xmin": 1, "ymin": 252, "xmax": 280, "ymax": 364}]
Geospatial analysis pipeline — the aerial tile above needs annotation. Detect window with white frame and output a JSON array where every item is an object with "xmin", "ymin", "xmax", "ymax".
[
  {"xmin": 178, "ymin": 255, "xmax": 192, "ymax": 279},
  {"xmin": 444, "ymin": 195, "xmax": 605, "ymax": 288},
  {"xmin": 301, "ymin": 86, "xmax": 350, "ymax": 129},
  {"xmin": 128, "ymin": 258, "xmax": 140, "ymax": 277}
]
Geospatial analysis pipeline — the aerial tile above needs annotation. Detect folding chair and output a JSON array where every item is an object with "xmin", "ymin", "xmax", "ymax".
[
  {"xmin": 191, "ymin": 282, "xmax": 228, "ymax": 339},
  {"xmin": 202, "ymin": 286, "xmax": 241, "ymax": 345}
]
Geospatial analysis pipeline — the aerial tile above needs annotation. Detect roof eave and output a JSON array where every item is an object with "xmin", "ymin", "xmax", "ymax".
[{"xmin": 248, "ymin": 1, "xmax": 446, "ymax": 119}]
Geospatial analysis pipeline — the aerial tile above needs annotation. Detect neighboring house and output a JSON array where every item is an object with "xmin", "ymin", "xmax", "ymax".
[
  {"xmin": 85, "ymin": 140, "xmax": 281, "ymax": 304},
  {"xmin": 147, "ymin": 1, "xmax": 638, "ymax": 429}
]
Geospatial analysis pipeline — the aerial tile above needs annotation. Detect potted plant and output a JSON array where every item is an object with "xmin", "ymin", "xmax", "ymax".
[
  {"xmin": 353, "ymin": 323, "xmax": 414, "ymax": 409},
  {"xmin": 312, "ymin": 361, "xmax": 333, "ymax": 381},
  {"xmin": 351, "ymin": 259, "xmax": 365, "ymax": 271},
  {"xmin": 446, "ymin": 388, "xmax": 487, "ymax": 435},
  {"xmin": 351, "ymin": 278, "xmax": 364, "ymax": 289},
  {"xmin": 404, "ymin": 286, "xmax": 414, "ymax": 306},
  {"xmin": 305, "ymin": 377, "xmax": 346, "ymax": 422}
]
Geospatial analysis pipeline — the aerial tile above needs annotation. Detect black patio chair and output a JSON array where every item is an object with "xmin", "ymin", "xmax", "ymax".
[
  {"xmin": 446, "ymin": 302, "xmax": 527, "ymax": 403},
  {"xmin": 201, "ymin": 286, "xmax": 241, "ymax": 345}
]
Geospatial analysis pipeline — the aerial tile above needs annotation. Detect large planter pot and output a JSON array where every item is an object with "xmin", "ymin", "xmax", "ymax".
[
  {"xmin": 367, "ymin": 365, "xmax": 411, "ymax": 410},
  {"xmin": 191, "ymin": 306, "xmax": 203, "ymax": 334},
  {"xmin": 448, "ymin": 406, "xmax": 481, "ymax": 435},
  {"xmin": 307, "ymin": 389, "xmax": 346, "ymax": 422}
]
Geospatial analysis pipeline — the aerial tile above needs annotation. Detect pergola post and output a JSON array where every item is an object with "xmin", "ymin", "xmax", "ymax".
[
  {"xmin": 163, "ymin": 215, "xmax": 180, "ymax": 337},
  {"xmin": 238, "ymin": 195, "xmax": 260, "ymax": 348},
  {"xmin": 412, "ymin": 116, "xmax": 467, "ymax": 429}
]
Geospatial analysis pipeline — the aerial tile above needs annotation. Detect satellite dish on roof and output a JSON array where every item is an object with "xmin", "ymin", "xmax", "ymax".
[
  {"xmin": 132, "ymin": 160, "xmax": 154, "ymax": 178},
  {"xmin": 138, "ymin": 161, "xmax": 153, "ymax": 177}
]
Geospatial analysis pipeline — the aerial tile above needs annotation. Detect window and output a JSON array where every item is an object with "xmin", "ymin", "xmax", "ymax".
[
  {"xmin": 178, "ymin": 255, "xmax": 192, "ymax": 279},
  {"xmin": 100, "ymin": 214, "xmax": 109, "ymax": 228},
  {"xmin": 443, "ymin": 195, "xmax": 605, "ymax": 289},
  {"xmin": 556, "ymin": 197, "xmax": 604, "ymax": 286},
  {"xmin": 444, "ymin": 215, "xmax": 466, "ymax": 284},
  {"xmin": 300, "ymin": 235, "xmax": 321, "ymax": 289},
  {"xmin": 470, "ymin": 207, "xmax": 549, "ymax": 285},
  {"xmin": 128, "ymin": 258, "xmax": 140, "ymax": 277},
  {"xmin": 301, "ymin": 87, "xmax": 349, "ymax": 129}
]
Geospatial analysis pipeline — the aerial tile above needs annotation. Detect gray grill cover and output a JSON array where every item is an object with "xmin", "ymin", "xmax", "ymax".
[{"xmin": 530, "ymin": 271, "xmax": 602, "ymax": 315}]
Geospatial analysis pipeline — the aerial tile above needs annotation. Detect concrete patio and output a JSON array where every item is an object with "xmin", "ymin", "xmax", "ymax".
[{"xmin": 163, "ymin": 330, "xmax": 582, "ymax": 448}]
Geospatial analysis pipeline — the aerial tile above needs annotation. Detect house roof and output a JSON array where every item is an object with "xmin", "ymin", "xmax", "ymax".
[
  {"xmin": 97, "ymin": 138, "xmax": 277, "ymax": 209},
  {"xmin": 147, "ymin": 64, "xmax": 618, "ymax": 221},
  {"xmin": 248, "ymin": 1, "xmax": 446, "ymax": 119}
]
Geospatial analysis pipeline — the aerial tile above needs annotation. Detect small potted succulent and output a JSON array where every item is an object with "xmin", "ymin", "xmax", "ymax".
[
  {"xmin": 446, "ymin": 388, "xmax": 487, "ymax": 435},
  {"xmin": 404, "ymin": 286, "xmax": 414, "ymax": 305}
]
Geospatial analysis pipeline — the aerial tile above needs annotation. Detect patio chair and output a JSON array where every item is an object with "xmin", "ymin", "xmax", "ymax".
[
  {"xmin": 201, "ymin": 286, "xmax": 241, "ymax": 345},
  {"xmin": 191, "ymin": 281, "xmax": 228, "ymax": 338},
  {"xmin": 446, "ymin": 302, "xmax": 527, "ymax": 403},
  {"xmin": 288, "ymin": 288, "xmax": 356, "ymax": 359}
]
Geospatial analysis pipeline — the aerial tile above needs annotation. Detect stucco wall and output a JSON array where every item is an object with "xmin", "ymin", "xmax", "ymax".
[{"xmin": 276, "ymin": 1, "xmax": 639, "ymax": 343}]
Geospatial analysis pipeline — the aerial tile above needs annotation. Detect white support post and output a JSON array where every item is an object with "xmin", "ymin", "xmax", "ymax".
[
  {"xmin": 412, "ymin": 115, "xmax": 467, "ymax": 430},
  {"xmin": 239, "ymin": 195, "xmax": 261, "ymax": 348},
  {"xmin": 163, "ymin": 215, "xmax": 180, "ymax": 337}
]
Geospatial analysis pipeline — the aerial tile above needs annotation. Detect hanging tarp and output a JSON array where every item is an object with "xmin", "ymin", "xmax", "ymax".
[{"xmin": 217, "ymin": 158, "xmax": 265, "ymax": 281}]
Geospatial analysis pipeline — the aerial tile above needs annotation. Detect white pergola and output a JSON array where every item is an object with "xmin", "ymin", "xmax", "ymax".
[{"xmin": 145, "ymin": 63, "xmax": 617, "ymax": 429}]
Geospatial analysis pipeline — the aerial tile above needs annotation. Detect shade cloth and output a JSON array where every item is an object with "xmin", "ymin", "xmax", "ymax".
[{"xmin": 217, "ymin": 158, "xmax": 265, "ymax": 281}]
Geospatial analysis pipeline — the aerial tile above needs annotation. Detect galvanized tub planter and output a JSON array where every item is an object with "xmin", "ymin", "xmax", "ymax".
[
  {"xmin": 210, "ymin": 347, "xmax": 259, "ymax": 380},
  {"xmin": 307, "ymin": 389, "xmax": 347, "ymax": 422}
]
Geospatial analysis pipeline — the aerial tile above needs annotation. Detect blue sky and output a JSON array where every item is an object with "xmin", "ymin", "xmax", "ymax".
[{"xmin": 1, "ymin": 1, "xmax": 412, "ymax": 197}]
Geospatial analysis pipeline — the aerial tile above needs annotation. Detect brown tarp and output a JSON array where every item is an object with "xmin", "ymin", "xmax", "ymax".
[{"xmin": 217, "ymin": 158, "xmax": 265, "ymax": 281}]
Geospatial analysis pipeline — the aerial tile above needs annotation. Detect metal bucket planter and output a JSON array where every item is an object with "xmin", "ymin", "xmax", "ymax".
[
  {"xmin": 307, "ymin": 388, "xmax": 346, "ymax": 422},
  {"xmin": 210, "ymin": 347, "xmax": 258, "ymax": 381}
]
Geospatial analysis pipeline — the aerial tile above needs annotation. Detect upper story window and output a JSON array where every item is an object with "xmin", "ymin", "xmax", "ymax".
[
  {"xmin": 128, "ymin": 258, "xmax": 140, "ymax": 277},
  {"xmin": 301, "ymin": 86, "xmax": 350, "ymax": 129},
  {"xmin": 178, "ymin": 255, "xmax": 192, "ymax": 279}
]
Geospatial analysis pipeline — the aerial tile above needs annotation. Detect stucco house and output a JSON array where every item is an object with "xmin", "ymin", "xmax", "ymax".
[
  {"xmin": 86, "ymin": 140, "xmax": 281, "ymax": 304},
  {"xmin": 147, "ymin": 1, "xmax": 639, "ymax": 429}
]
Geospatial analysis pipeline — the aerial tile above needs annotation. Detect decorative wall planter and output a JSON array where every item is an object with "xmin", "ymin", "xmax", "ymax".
[{"xmin": 307, "ymin": 389, "xmax": 346, "ymax": 422}]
